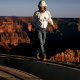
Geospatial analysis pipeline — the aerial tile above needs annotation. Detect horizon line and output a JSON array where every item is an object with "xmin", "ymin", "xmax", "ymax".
[{"xmin": 0, "ymin": 16, "xmax": 80, "ymax": 18}]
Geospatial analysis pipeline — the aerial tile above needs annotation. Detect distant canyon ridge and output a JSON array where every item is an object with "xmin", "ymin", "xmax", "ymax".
[{"xmin": 0, "ymin": 16, "xmax": 80, "ymax": 57}]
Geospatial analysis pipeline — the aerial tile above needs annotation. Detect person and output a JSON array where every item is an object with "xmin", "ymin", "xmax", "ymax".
[{"xmin": 32, "ymin": 1, "xmax": 57, "ymax": 61}]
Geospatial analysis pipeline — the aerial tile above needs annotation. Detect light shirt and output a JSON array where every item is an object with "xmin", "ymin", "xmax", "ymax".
[{"xmin": 33, "ymin": 10, "xmax": 54, "ymax": 29}]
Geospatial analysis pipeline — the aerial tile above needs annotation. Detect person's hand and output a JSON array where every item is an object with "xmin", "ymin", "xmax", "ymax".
[
  {"xmin": 51, "ymin": 24, "xmax": 58, "ymax": 30},
  {"xmin": 31, "ymin": 25, "xmax": 35, "ymax": 32},
  {"xmin": 51, "ymin": 24, "xmax": 58, "ymax": 34},
  {"xmin": 31, "ymin": 27, "xmax": 35, "ymax": 32}
]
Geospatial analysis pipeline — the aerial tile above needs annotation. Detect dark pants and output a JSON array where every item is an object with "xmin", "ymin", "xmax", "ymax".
[{"xmin": 35, "ymin": 28, "xmax": 46, "ymax": 57}]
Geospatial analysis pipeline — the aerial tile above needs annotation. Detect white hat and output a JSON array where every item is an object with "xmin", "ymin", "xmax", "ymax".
[{"xmin": 38, "ymin": 1, "xmax": 47, "ymax": 7}]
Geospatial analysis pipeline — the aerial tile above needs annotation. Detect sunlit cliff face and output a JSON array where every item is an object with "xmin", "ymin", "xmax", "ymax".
[
  {"xmin": 50, "ymin": 49, "xmax": 80, "ymax": 63},
  {"xmin": 28, "ymin": 24, "xmax": 32, "ymax": 31},
  {"xmin": 78, "ymin": 24, "xmax": 80, "ymax": 32},
  {"xmin": 0, "ymin": 29, "xmax": 4, "ymax": 33},
  {"xmin": 0, "ymin": 17, "xmax": 80, "ymax": 55}
]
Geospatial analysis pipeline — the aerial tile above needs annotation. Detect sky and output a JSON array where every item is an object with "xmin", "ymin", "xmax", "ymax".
[{"xmin": 0, "ymin": 0, "xmax": 80, "ymax": 18}]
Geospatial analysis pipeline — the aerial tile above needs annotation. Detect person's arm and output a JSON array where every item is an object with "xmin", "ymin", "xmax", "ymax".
[
  {"xmin": 32, "ymin": 12, "xmax": 37, "ymax": 31},
  {"xmin": 33, "ymin": 12, "xmax": 37, "ymax": 28},
  {"xmin": 47, "ymin": 11, "xmax": 57, "ymax": 29}
]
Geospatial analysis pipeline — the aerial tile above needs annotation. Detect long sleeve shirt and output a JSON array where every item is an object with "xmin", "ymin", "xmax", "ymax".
[{"xmin": 33, "ymin": 10, "xmax": 54, "ymax": 29}]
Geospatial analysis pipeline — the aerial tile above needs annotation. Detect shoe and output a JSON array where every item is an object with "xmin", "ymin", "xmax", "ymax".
[
  {"xmin": 37, "ymin": 54, "xmax": 40, "ymax": 60},
  {"xmin": 43, "ymin": 56, "xmax": 46, "ymax": 61}
]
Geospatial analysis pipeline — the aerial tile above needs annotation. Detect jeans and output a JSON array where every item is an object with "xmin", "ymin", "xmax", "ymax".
[{"xmin": 35, "ymin": 27, "xmax": 46, "ymax": 56}]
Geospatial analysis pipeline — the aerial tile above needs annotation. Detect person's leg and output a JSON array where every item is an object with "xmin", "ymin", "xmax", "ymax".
[
  {"xmin": 35, "ymin": 29, "xmax": 40, "ymax": 58},
  {"xmin": 38, "ymin": 28, "xmax": 46, "ymax": 57},
  {"xmin": 35, "ymin": 28, "xmax": 46, "ymax": 60},
  {"xmin": 35, "ymin": 29, "xmax": 43, "ymax": 59},
  {"xmin": 42, "ymin": 29, "xmax": 46, "ymax": 59},
  {"xmin": 42, "ymin": 29, "xmax": 46, "ymax": 45},
  {"xmin": 37, "ymin": 29, "xmax": 43, "ymax": 54}
]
